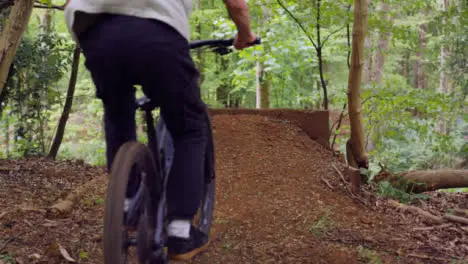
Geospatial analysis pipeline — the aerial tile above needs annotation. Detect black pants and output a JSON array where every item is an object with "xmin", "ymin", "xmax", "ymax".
[{"xmin": 78, "ymin": 14, "xmax": 208, "ymax": 220}]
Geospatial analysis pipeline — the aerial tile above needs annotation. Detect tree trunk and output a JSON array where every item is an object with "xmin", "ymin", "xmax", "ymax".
[
  {"xmin": 399, "ymin": 49, "xmax": 410, "ymax": 82},
  {"xmin": 255, "ymin": 4, "xmax": 270, "ymax": 109},
  {"xmin": 362, "ymin": 0, "xmax": 373, "ymax": 84},
  {"xmin": 255, "ymin": 59, "xmax": 270, "ymax": 109},
  {"xmin": 314, "ymin": 0, "xmax": 328, "ymax": 110},
  {"xmin": 371, "ymin": 1, "xmax": 392, "ymax": 84},
  {"xmin": 195, "ymin": 0, "xmax": 205, "ymax": 87},
  {"xmin": 216, "ymin": 56, "xmax": 229, "ymax": 108},
  {"xmin": 363, "ymin": 32, "xmax": 374, "ymax": 84},
  {"xmin": 48, "ymin": 45, "xmax": 80, "ymax": 159},
  {"xmin": 346, "ymin": 0, "xmax": 369, "ymax": 169},
  {"xmin": 41, "ymin": 8, "xmax": 52, "ymax": 31},
  {"xmin": 0, "ymin": 0, "xmax": 34, "ymax": 96},
  {"xmin": 413, "ymin": 20, "xmax": 428, "ymax": 89},
  {"xmin": 436, "ymin": 0, "xmax": 451, "ymax": 135}
]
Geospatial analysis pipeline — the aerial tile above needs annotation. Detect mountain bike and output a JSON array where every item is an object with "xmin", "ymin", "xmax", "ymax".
[{"xmin": 103, "ymin": 37, "xmax": 261, "ymax": 264}]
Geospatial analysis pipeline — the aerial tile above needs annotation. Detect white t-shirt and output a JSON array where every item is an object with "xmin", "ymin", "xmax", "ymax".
[{"xmin": 64, "ymin": 0, "xmax": 193, "ymax": 41}]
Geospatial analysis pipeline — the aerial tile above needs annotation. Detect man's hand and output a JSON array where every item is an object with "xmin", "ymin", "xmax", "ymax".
[
  {"xmin": 234, "ymin": 31, "xmax": 257, "ymax": 50},
  {"xmin": 224, "ymin": 0, "xmax": 257, "ymax": 50}
]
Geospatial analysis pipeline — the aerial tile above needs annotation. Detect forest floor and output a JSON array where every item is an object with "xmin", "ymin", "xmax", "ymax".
[{"xmin": 1, "ymin": 114, "xmax": 467, "ymax": 264}]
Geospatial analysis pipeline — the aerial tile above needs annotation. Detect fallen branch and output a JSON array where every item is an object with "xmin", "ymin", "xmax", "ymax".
[
  {"xmin": 332, "ymin": 163, "xmax": 347, "ymax": 184},
  {"xmin": 444, "ymin": 214, "xmax": 468, "ymax": 225},
  {"xmin": 321, "ymin": 177, "xmax": 335, "ymax": 190},
  {"xmin": 412, "ymin": 223, "xmax": 451, "ymax": 231},
  {"xmin": 388, "ymin": 200, "xmax": 444, "ymax": 224},
  {"xmin": 47, "ymin": 176, "xmax": 102, "ymax": 218},
  {"xmin": 406, "ymin": 253, "xmax": 455, "ymax": 262}
]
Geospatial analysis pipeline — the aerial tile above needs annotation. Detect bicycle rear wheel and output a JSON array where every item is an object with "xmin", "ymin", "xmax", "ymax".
[{"xmin": 103, "ymin": 141, "xmax": 160, "ymax": 264}]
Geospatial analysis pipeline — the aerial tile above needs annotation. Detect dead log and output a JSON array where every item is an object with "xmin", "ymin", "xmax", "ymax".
[
  {"xmin": 374, "ymin": 169, "xmax": 468, "ymax": 193},
  {"xmin": 47, "ymin": 176, "xmax": 102, "ymax": 218},
  {"xmin": 402, "ymin": 169, "xmax": 468, "ymax": 193}
]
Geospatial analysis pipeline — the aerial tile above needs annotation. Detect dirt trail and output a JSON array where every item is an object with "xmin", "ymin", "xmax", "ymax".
[{"xmin": 0, "ymin": 114, "xmax": 467, "ymax": 264}]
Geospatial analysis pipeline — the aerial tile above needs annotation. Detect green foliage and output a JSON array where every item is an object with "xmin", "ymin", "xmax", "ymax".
[
  {"xmin": 1, "ymin": 19, "xmax": 74, "ymax": 157},
  {"xmin": 0, "ymin": 254, "xmax": 16, "ymax": 264},
  {"xmin": 377, "ymin": 181, "xmax": 429, "ymax": 204},
  {"xmin": 310, "ymin": 209, "xmax": 333, "ymax": 237},
  {"xmin": 357, "ymin": 245, "xmax": 383, "ymax": 264},
  {"xmin": 0, "ymin": 0, "xmax": 466, "ymax": 179}
]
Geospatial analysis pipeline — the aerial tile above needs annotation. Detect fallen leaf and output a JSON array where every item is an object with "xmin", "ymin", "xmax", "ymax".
[
  {"xmin": 58, "ymin": 243, "xmax": 76, "ymax": 262},
  {"xmin": 0, "ymin": 211, "xmax": 6, "ymax": 219},
  {"xmin": 29, "ymin": 253, "xmax": 42, "ymax": 260}
]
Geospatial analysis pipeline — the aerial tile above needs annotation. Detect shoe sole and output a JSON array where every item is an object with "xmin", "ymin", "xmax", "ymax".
[{"xmin": 168, "ymin": 240, "xmax": 210, "ymax": 261}]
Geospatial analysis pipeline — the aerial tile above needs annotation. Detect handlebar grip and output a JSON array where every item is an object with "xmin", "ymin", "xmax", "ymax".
[{"xmin": 249, "ymin": 37, "xmax": 262, "ymax": 46}]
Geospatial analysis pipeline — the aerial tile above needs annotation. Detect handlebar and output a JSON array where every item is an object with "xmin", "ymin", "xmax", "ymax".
[{"xmin": 189, "ymin": 37, "xmax": 261, "ymax": 49}]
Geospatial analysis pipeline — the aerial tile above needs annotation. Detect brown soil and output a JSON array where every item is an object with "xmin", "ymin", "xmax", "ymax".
[{"xmin": 1, "ymin": 114, "xmax": 467, "ymax": 264}]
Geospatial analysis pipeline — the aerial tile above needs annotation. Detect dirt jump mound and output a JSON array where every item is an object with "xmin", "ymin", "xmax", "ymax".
[{"xmin": 0, "ymin": 112, "xmax": 466, "ymax": 264}]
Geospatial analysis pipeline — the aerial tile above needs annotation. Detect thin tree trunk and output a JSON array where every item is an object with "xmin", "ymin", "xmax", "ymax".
[
  {"xmin": 346, "ymin": 0, "xmax": 369, "ymax": 169},
  {"xmin": 195, "ymin": 0, "xmax": 205, "ymax": 87},
  {"xmin": 362, "ymin": 0, "xmax": 373, "ymax": 84},
  {"xmin": 413, "ymin": 20, "xmax": 428, "ymax": 89},
  {"xmin": 399, "ymin": 49, "xmax": 410, "ymax": 82},
  {"xmin": 437, "ymin": 0, "xmax": 451, "ymax": 135},
  {"xmin": 0, "ymin": 0, "xmax": 34, "ymax": 96},
  {"xmin": 363, "ymin": 33, "xmax": 374, "ymax": 83},
  {"xmin": 48, "ymin": 45, "xmax": 80, "ymax": 159},
  {"xmin": 255, "ymin": 59, "xmax": 270, "ymax": 109},
  {"xmin": 255, "ymin": 4, "xmax": 271, "ymax": 109},
  {"xmin": 315, "ymin": 0, "xmax": 328, "ymax": 110},
  {"xmin": 371, "ymin": 1, "xmax": 392, "ymax": 84}
]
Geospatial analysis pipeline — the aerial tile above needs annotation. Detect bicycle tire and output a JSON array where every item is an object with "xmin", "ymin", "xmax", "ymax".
[{"xmin": 104, "ymin": 141, "xmax": 160, "ymax": 264}]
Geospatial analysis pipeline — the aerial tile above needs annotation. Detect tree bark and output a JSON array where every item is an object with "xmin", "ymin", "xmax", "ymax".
[
  {"xmin": 362, "ymin": 0, "xmax": 373, "ymax": 84},
  {"xmin": 195, "ymin": 0, "xmax": 205, "ymax": 87},
  {"xmin": 255, "ymin": 4, "xmax": 270, "ymax": 109},
  {"xmin": 48, "ymin": 45, "xmax": 80, "ymax": 159},
  {"xmin": 377, "ymin": 169, "xmax": 468, "ymax": 193},
  {"xmin": 255, "ymin": 59, "xmax": 270, "ymax": 109},
  {"xmin": 363, "ymin": 32, "xmax": 374, "ymax": 84},
  {"xmin": 346, "ymin": 0, "xmax": 369, "ymax": 169},
  {"xmin": 0, "ymin": 0, "xmax": 34, "ymax": 96},
  {"xmin": 371, "ymin": 1, "xmax": 392, "ymax": 84},
  {"xmin": 314, "ymin": 0, "xmax": 328, "ymax": 110},
  {"xmin": 413, "ymin": 20, "xmax": 428, "ymax": 89},
  {"xmin": 436, "ymin": 0, "xmax": 451, "ymax": 135}
]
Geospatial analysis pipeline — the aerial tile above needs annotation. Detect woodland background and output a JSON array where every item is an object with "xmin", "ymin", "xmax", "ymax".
[{"xmin": 0, "ymin": 0, "xmax": 466, "ymax": 183}]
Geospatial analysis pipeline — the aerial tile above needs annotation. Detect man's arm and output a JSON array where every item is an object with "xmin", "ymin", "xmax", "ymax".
[{"xmin": 223, "ymin": 0, "xmax": 256, "ymax": 49}]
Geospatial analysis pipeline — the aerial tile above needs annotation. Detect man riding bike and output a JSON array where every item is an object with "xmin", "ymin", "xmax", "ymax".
[{"xmin": 64, "ymin": 0, "xmax": 256, "ymax": 261}]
